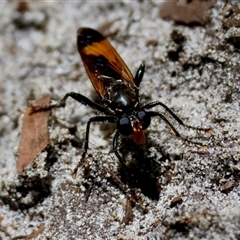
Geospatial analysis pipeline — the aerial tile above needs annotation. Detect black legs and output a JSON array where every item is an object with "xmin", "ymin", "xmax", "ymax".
[
  {"xmin": 113, "ymin": 131, "xmax": 130, "ymax": 168},
  {"xmin": 30, "ymin": 92, "xmax": 120, "ymax": 176},
  {"xmin": 30, "ymin": 92, "xmax": 110, "ymax": 115},
  {"xmin": 143, "ymin": 101, "xmax": 211, "ymax": 133},
  {"xmin": 148, "ymin": 111, "xmax": 209, "ymax": 146},
  {"xmin": 143, "ymin": 101, "xmax": 184, "ymax": 125},
  {"xmin": 30, "ymin": 92, "xmax": 211, "ymax": 176},
  {"xmin": 72, "ymin": 115, "xmax": 117, "ymax": 178}
]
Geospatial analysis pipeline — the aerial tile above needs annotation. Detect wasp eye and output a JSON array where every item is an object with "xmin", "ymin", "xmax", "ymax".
[
  {"xmin": 137, "ymin": 111, "xmax": 151, "ymax": 130},
  {"xmin": 117, "ymin": 117, "xmax": 133, "ymax": 136}
]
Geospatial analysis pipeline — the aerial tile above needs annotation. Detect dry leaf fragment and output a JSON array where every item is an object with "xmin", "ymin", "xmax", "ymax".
[
  {"xmin": 17, "ymin": 96, "xmax": 51, "ymax": 172},
  {"xmin": 25, "ymin": 223, "xmax": 45, "ymax": 240},
  {"xmin": 159, "ymin": 0, "xmax": 215, "ymax": 26}
]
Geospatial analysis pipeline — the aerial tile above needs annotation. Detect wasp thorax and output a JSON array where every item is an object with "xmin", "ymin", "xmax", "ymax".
[{"xmin": 107, "ymin": 81, "xmax": 137, "ymax": 113}]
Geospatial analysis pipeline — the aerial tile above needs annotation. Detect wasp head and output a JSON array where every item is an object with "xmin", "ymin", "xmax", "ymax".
[{"xmin": 117, "ymin": 110, "xmax": 151, "ymax": 145}]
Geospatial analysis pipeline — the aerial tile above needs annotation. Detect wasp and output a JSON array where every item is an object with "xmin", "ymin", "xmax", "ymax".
[{"xmin": 31, "ymin": 27, "xmax": 210, "ymax": 177}]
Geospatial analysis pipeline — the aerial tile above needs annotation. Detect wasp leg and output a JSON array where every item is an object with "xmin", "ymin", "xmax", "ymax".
[
  {"xmin": 113, "ymin": 131, "xmax": 133, "ymax": 168},
  {"xmin": 30, "ymin": 92, "xmax": 110, "ymax": 115},
  {"xmin": 72, "ymin": 115, "xmax": 117, "ymax": 178},
  {"xmin": 143, "ymin": 101, "xmax": 212, "ymax": 133},
  {"xmin": 148, "ymin": 111, "xmax": 207, "ymax": 147}
]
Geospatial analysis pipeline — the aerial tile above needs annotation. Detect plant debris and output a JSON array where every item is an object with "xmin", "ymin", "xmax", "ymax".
[{"xmin": 17, "ymin": 96, "xmax": 51, "ymax": 172}]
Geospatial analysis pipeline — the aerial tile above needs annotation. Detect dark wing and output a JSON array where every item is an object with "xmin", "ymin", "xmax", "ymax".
[{"xmin": 77, "ymin": 27, "xmax": 135, "ymax": 99}]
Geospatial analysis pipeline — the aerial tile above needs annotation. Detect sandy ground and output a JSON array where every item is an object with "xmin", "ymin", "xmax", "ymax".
[{"xmin": 0, "ymin": 1, "xmax": 240, "ymax": 239}]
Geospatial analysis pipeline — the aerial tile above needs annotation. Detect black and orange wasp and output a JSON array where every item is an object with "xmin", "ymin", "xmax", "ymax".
[{"xmin": 31, "ymin": 27, "xmax": 210, "ymax": 177}]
